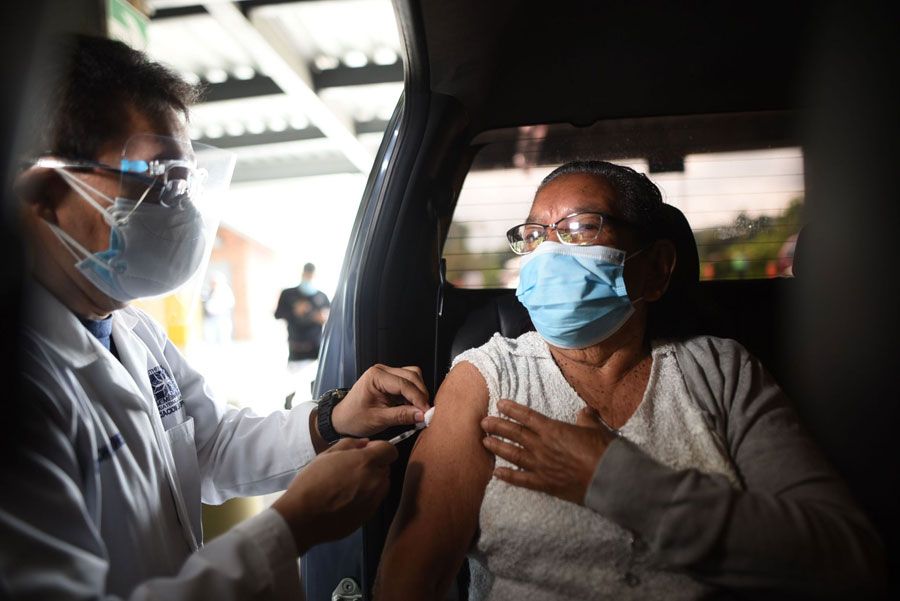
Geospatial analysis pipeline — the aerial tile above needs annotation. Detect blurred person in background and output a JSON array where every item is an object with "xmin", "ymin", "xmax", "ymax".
[
  {"xmin": 1, "ymin": 34, "xmax": 429, "ymax": 600},
  {"xmin": 275, "ymin": 262, "xmax": 330, "ymax": 398},
  {"xmin": 275, "ymin": 262, "xmax": 330, "ymax": 364}
]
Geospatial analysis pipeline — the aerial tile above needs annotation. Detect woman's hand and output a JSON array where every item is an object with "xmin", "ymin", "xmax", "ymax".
[{"xmin": 481, "ymin": 399, "xmax": 616, "ymax": 505}]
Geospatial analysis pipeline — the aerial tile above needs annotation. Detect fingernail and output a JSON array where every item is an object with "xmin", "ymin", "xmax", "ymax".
[{"xmin": 414, "ymin": 411, "xmax": 425, "ymax": 422}]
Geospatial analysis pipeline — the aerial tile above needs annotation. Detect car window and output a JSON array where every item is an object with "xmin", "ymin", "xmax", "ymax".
[{"xmin": 446, "ymin": 115, "xmax": 804, "ymax": 288}]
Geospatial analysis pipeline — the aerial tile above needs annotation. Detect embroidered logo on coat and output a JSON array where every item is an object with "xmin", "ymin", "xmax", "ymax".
[{"xmin": 148, "ymin": 366, "xmax": 184, "ymax": 418}]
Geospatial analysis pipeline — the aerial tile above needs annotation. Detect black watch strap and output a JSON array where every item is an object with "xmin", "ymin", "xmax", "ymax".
[{"xmin": 316, "ymin": 388, "xmax": 350, "ymax": 445}]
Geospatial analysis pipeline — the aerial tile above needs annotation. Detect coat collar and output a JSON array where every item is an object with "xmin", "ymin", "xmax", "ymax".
[{"xmin": 24, "ymin": 280, "xmax": 140, "ymax": 368}]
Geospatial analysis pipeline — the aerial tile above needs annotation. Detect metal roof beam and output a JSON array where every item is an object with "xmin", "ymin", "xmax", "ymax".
[{"xmin": 201, "ymin": 0, "xmax": 374, "ymax": 173}]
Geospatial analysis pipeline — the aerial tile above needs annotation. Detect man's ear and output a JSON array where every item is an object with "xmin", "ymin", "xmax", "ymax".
[
  {"xmin": 644, "ymin": 239, "xmax": 677, "ymax": 302},
  {"xmin": 14, "ymin": 165, "xmax": 68, "ymax": 223}
]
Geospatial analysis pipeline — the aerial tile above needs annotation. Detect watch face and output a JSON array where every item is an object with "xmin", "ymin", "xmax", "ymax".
[{"xmin": 317, "ymin": 389, "xmax": 345, "ymax": 444}]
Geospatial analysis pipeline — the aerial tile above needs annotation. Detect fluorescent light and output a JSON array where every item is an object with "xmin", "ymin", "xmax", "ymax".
[
  {"xmin": 232, "ymin": 65, "xmax": 256, "ymax": 80},
  {"xmin": 225, "ymin": 122, "xmax": 245, "ymax": 137},
  {"xmin": 205, "ymin": 124, "xmax": 225, "ymax": 139},
  {"xmin": 246, "ymin": 118, "xmax": 266, "ymax": 135},
  {"xmin": 181, "ymin": 71, "xmax": 201, "ymax": 85},
  {"xmin": 205, "ymin": 68, "xmax": 228, "ymax": 84},
  {"xmin": 289, "ymin": 114, "xmax": 309, "ymax": 130},
  {"xmin": 314, "ymin": 55, "xmax": 340, "ymax": 71},
  {"xmin": 342, "ymin": 50, "xmax": 368, "ymax": 69},
  {"xmin": 373, "ymin": 47, "xmax": 398, "ymax": 66},
  {"xmin": 268, "ymin": 116, "xmax": 288, "ymax": 132}
]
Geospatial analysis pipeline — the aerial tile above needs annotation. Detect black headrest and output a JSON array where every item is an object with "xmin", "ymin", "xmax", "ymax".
[
  {"xmin": 647, "ymin": 203, "xmax": 701, "ymax": 339},
  {"xmin": 657, "ymin": 203, "xmax": 699, "ymax": 293}
]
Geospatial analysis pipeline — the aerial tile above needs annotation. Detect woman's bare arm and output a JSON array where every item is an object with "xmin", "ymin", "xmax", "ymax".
[{"xmin": 374, "ymin": 361, "xmax": 493, "ymax": 600}]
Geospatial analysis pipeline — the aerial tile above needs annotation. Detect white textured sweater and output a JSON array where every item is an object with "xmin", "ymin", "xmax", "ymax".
[{"xmin": 454, "ymin": 331, "xmax": 740, "ymax": 601}]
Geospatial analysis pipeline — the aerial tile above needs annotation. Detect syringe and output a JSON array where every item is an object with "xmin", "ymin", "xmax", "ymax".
[{"xmin": 388, "ymin": 407, "xmax": 435, "ymax": 445}]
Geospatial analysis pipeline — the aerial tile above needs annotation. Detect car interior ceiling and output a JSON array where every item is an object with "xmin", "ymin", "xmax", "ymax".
[{"xmin": 348, "ymin": 0, "xmax": 900, "ymax": 596}]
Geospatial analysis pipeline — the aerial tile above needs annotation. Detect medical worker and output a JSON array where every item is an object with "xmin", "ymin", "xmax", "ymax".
[{"xmin": 0, "ymin": 35, "xmax": 428, "ymax": 600}]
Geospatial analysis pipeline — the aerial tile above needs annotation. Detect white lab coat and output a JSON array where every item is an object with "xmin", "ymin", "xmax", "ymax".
[{"xmin": 0, "ymin": 282, "xmax": 318, "ymax": 600}]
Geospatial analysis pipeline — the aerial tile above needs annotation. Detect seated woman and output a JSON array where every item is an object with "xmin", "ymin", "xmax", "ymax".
[{"xmin": 375, "ymin": 161, "xmax": 884, "ymax": 600}]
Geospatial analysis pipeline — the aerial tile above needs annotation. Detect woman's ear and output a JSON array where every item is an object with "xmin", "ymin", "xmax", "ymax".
[
  {"xmin": 14, "ymin": 165, "xmax": 67, "ymax": 224},
  {"xmin": 643, "ymin": 239, "xmax": 677, "ymax": 302}
]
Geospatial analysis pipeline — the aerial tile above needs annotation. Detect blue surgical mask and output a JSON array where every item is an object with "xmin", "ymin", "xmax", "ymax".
[{"xmin": 516, "ymin": 241, "xmax": 642, "ymax": 349}]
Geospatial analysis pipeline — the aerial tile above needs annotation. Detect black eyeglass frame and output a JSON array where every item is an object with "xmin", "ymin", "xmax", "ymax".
[{"xmin": 505, "ymin": 211, "xmax": 634, "ymax": 255}]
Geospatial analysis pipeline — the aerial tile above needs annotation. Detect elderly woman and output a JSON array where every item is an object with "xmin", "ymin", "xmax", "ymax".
[{"xmin": 375, "ymin": 161, "xmax": 884, "ymax": 600}]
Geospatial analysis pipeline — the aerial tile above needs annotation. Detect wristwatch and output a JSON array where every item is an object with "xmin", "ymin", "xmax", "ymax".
[{"xmin": 316, "ymin": 388, "xmax": 350, "ymax": 445}]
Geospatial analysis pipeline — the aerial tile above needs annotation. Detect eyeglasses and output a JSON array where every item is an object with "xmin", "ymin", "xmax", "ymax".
[
  {"xmin": 506, "ymin": 211, "xmax": 630, "ymax": 255},
  {"xmin": 33, "ymin": 157, "xmax": 207, "ymax": 207}
]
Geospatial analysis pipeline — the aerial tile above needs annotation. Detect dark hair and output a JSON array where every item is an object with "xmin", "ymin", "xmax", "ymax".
[
  {"xmin": 539, "ymin": 160, "xmax": 664, "ymax": 242},
  {"xmin": 33, "ymin": 34, "xmax": 199, "ymax": 161},
  {"xmin": 303, "ymin": 263, "xmax": 316, "ymax": 274}
]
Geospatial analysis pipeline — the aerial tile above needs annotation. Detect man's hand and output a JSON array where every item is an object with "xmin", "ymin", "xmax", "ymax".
[
  {"xmin": 481, "ymin": 399, "xmax": 616, "ymax": 505},
  {"xmin": 331, "ymin": 365, "xmax": 430, "ymax": 438},
  {"xmin": 272, "ymin": 438, "xmax": 398, "ymax": 555}
]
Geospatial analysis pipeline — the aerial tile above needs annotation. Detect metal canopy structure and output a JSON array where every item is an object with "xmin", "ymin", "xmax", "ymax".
[{"xmin": 145, "ymin": 0, "xmax": 404, "ymax": 182}]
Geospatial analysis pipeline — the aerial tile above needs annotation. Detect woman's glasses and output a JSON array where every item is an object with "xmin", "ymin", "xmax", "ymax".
[{"xmin": 506, "ymin": 211, "xmax": 628, "ymax": 255}]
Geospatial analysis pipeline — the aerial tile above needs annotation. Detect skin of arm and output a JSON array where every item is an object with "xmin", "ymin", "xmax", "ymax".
[{"xmin": 374, "ymin": 361, "xmax": 493, "ymax": 601}]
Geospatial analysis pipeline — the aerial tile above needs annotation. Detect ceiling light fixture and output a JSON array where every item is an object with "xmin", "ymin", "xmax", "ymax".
[
  {"xmin": 314, "ymin": 55, "xmax": 340, "ymax": 71},
  {"xmin": 232, "ymin": 65, "xmax": 256, "ymax": 80},
  {"xmin": 342, "ymin": 50, "xmax": 368, "ymax": 69},
  {"xmin": 225, "ymin": 122, "xmax": 245, "ymax": 137},
  {"xmin": 268, "ymin": 116, "xmax": 288, "ymax": 132},
  {"xmin": 373, "ymin": 47, "xmax": 398, "ymax": 66},
  {"xmin": 289, "ymin": 114, "xmax": 309, "ymax": 130},
  {"xmin": 204, "ymin": 124, "xmax": 225, "ymax": 139},
  {"xmin": 246, "ymin": 118, "xmax": 266, "ymax": 135},
  {"xmin": 205, "ymin": 68, "xmax": 228, "ymax": 84}
]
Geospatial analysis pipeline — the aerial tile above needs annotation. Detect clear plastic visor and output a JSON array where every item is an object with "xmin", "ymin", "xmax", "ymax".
[{"xmin": 118, "ymin": 134, "xmax": 236, "ymax": 222}]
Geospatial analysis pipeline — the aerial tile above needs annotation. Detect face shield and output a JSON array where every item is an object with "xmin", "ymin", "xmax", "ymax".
[
  {"xmin": 31, "ymin": 134, "xmax": 236, "ymax": 302},
  {"xmin": 117, "ymin": 133, "xmax": 235, "ymax": 230}
]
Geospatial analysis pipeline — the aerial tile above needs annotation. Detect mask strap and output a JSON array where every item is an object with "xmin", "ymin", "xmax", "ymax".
[
  {"xmin": 118, "ymin": 176, "xmax": 159, "ymax": 224},
  {"xmin": 44, "ymin": 221, "xmax": 112, "ymax": 272},
  {"xmin": 55, "ymin": 168, "xmax": 118, "ymax": 227},
  {"xmin": 625, "ymin": 247, "xmax": 646, "ymax": 262}
]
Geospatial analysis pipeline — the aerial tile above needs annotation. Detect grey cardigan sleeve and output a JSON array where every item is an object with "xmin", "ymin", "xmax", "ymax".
[{"xmin": 584, "ymin": 336, "xmax": 886, "ymax": 599}]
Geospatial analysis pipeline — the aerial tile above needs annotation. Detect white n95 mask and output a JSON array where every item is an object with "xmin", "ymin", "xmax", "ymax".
[{"xmin": 46, "ymin": 167, "xmax": 208, "ymax": 302}]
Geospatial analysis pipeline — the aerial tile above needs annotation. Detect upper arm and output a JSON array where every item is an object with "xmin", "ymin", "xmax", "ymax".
[{"xmin": 375, "ymin": 361, "xmax": 494, "ymax": 600}]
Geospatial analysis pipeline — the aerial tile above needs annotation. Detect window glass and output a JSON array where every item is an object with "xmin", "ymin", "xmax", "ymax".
[{"xmin": 446, "ymin": 116, "xmax": 804, "ymax": 288}]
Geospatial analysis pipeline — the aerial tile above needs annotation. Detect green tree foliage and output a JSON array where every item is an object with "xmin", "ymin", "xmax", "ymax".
[{"xmin": 694, "ymin": 198, "xmax": 804, "ymax": 279}]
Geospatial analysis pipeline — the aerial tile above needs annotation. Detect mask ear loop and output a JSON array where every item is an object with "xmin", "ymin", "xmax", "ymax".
[
  {"xmin": 44, "ymin": 220, "xmax": 114, "ymax": 273},
  {"xmin": 54, "ymin": 168, "xmax": 118, "ymax": 228},
  {"xmin": 48, "ymin": 168, "xmax": 121, "ymax": 272},
  {"xmin": 118, "ymin": 176, "xmax": 159, "ymax": 224}
]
